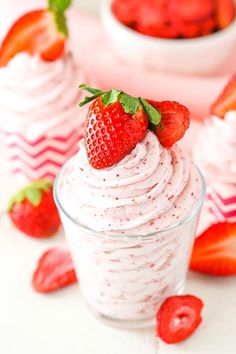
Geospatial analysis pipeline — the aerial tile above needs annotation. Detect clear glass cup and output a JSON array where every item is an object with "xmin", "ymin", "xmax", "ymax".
[{"xmin": 54, "ymin": 165, "xmax": 206, "ymax": 329}]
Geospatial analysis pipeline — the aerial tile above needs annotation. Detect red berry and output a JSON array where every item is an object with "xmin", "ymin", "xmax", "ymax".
[
  {"xmin": 85, "ymin": 97, "xmax": 148, "ymax": 169},
  {"xmin": 200, "ymin": 17, "xmax": 217, "ymax": 36},
  {"xmin": 147, "ymin": 100, "xmax": 190, "ymax": 149},
  {"xmin": 170, "ymin": 0, "xmax": 214, "ymax": 23},
  {"xmin": 134, "ymin": 0, "xmax": 169, "ymax": 37},
  {"xmin": 0, "ymin": 8, "xmax": 67, "ymax": 67},
  {"xmin": 211, "ymin": 75, "xmax": 236, "ymax": 119},
  {"xmin": 156, "ymin": 295, "xmax": 204, "ymax": 344},
  {"xmin": 112, "ymin": 0, "xmax": 138, "ymax": 26},
  {"xmin": 215, "ymin": 0, "xmax": 236, "ymax": 29},
  {"xmin": 8, "ymin": 180, "xmax": 61, "ymax": 238},
  {"xmin": 32, "ymin": 248, "xmax": 77, "ymax": 293},
  {"xmin": 190, "ymin": 222, "xmax": 236, "ymax": 276}
]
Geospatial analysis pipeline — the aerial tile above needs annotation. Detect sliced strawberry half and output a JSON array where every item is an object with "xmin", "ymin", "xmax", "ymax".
[
  {"xmin": 147, "ymin": 100, "xmax": 190, "ymax": 149},
  {"xmin": 32, "ymin": 248, "xmax": 77, "ymax": 293},
  {"xmin": 211, "ymin": 75, "xmax": 236, "ymax": 119},
  {"xmin": 190, "ymin": 222, "xmax": 236, "ymax": 276},
  {"xmin": 0, "ymin": 0, "xmax": 71, "ymax": 67},
  {"xmin": 216, "ymin": 0, "xmax": 236, "ymax": 29},
  {"xmin": 156, "ymin": 295, "xmax": 204, "ymax": 344}
]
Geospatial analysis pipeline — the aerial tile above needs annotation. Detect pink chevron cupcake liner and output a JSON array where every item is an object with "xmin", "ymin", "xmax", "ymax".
[
  {"xmin": 206, "ymin": 186, "xmax": 236, "ymax": 223},
  {"xmin": 3, "ymin": 128, "xmax": 84, "ymax": 183}
]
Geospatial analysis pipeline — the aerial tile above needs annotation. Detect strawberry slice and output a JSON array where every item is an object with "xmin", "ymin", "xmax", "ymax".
[
  {"xmin": 211, "ymin": 75, "xmax": 236, "ymax": 119},
  {"xmin": 216, "ymin": 0, "xmax": 236, "ymax": 29},
  {"xmin": 32, "ymin": 248, "xmax": 77, "ymax": 293},
  {"xmin": 190, "ymin": 222, "xmax": 236, "ymax": 276},
  {"xmin": 0, "ymin": 0, "xmax": 71, "ymax": 67},
  {"xmin": 156, "ymin": 295, "xmax": 204, "ymax": 344},
  {"xmin": 147, "ymin": 100, "xmax": 190, "ymax": 149}
]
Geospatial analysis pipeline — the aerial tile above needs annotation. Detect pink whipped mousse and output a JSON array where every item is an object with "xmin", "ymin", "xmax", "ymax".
[
  {"xmin": 59, "ymin": 131, "xmax": 201, "ymax": 235},
  {"xmin": 194, "ymin": 111, "xmax": 236, "ymax": 185},
  {"xmin": 194, "ymin": 111, "xmax": 236, "ymax": 224},
  {"xmin": 58, "ymin": 131, "xmax": 203, "ymax": 322},
  {"xmin": 0, "ymin": 52, "xmax": 85, "ymax": 139}
]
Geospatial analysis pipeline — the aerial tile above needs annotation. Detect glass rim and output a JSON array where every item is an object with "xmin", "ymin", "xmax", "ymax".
[{"xmin": 53, "ymin": 160, "xmax": 206, "ymax": 240}]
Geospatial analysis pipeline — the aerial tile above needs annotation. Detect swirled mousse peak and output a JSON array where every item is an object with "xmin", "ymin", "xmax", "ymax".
[
  {"xmin": 0, "ymin": 0, "xmax": 72, "ymax": 67},
  {"xmin": 58, "ymin": 86, "xmax": 201, "ymax": 235}
]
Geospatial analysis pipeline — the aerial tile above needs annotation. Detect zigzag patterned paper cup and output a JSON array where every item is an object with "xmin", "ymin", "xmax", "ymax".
[
  {"xmin": 3, "ymin": 126, "xmax": 84, "ymax": 185},
  {"xmin": 206, "ymin": 184, "xmax": 236, "ymax": 224}
]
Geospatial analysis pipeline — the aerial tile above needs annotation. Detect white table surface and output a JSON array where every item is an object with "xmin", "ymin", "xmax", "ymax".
[{"xmin": 0, "ymin": 1, "xmax": 236, "ymax": 354}]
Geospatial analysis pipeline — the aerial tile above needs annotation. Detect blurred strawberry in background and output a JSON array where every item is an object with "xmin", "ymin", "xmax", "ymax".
[{"xmin": 112, "ymin": 0, "xmax": 236, "ymax": 39}]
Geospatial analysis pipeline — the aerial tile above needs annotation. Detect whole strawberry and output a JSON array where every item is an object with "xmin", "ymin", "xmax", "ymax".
[
  {"xmin": 147, "ymin": 100, "xmax": 190, "ymax": 149},
  {"xmin": 7, "ymin": 180, "xmax": 61, "ymax": 238},
  {"xmin": 79, "ymin": 85, "xmax": 190, "ymax": 169},
  {"xmin": 79, "ymin": 85, "xmax": 156, "ymax": 169}
]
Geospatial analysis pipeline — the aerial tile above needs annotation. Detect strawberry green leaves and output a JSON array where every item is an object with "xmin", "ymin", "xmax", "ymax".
[
  {"xmin": 79, "ymin": 84, "xmax": 162, "ymax": 126},
  {"xmin": 7, "ymin": 180, "xmax": 53, "ymax": 212},
  {"xmin": 140, "ymin": 98, "xmax": 161, "ymax": 126},
  {"xmin": 119, "ymin": 94, "xmax": 140, "ymax": 115},
  {"xmin": 48, "ymin": 0, "xmax": 72, "ymax": 36},
  {"xmin": 102, "ymin": 90, "xmax": 121, "ymax": 106}
]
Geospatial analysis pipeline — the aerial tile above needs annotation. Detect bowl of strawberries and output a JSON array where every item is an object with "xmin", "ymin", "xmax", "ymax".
[{"xmin": 101, "ymin": 0, "xmax": 236, "ymax": 75}]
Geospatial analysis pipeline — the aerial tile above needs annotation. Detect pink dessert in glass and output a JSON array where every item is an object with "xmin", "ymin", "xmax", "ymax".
[{"xmin": 54, "ymin": 86, "xmax": 205, "ymax": 328}]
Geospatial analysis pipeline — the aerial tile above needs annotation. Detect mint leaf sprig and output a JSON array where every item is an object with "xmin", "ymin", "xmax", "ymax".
[
  {"xmin": 7, "ymin": 180, "xmax": 53, "ymax": 212},
  {"xmin": 79, "ymin": 84, "xmax": 162, "ymax": 126},
  {"xmin": 48, "ymin": 0, "xmax": 72, "ymax": 37}
]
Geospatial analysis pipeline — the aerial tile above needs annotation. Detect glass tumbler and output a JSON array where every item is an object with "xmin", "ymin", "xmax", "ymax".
[{"xmin": 54, "ymin": 166, "xmax": 205, "ymax": 329}]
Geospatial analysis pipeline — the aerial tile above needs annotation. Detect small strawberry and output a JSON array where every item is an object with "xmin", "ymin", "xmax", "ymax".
[
  {"xmin": 211, "ymin": 75, "xmax": 236, "ymax": 119},
  {"xmin": 0, "ymin": 0, "xmax": 72, "ymax": 67},
  {"xmin": 170, "ymin": 0, "xmax": 214, "ymax": 23},
  {"xmin": 215, "ymin": 0, "xmax": 236, "ymax": 29},
  {"xmin": 112, "ymin": 0, "xmax": 138, "ymax": 27},
  {"xmin": 32, "ymin": 248, "xmax": 77, "ymax": 293},
  {"xmin": 7, "ymin": 180, "xmax": 61, "ymax": 238},
  {"xmin": 200, "ymin": 17, "xmax": 217, "ymax": 36},
  {"xmin": 190, "ymin": 222, "xmax": 236, "ymax": 276},
  {"xmin": 134, "ymin": 0, "xmax": 169, "ymax": 37},
  {"xmin": 147, "ymin": 100, "xmax": 190, "ymax": 149},
  {"xmin": 156, "ymin": 295, "xmax": 204, "ymax": 344}
]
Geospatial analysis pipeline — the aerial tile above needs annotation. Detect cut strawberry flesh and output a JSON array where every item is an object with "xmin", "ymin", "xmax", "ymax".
[
  {"xmin": 190, "ymin": 222, "xmax": 236, "ymax": 276},
  {"xmin": 32, "ymin": 248, "xmax": 77, "ymax": 293},
  {"xmin": 0, "ymin": 9, "xmax": 65, "ymax": 67},
  {"xmin": 211, "ymin": 75, "xmax": 236, "ymax": 119},
  {"xmin": 156, "ymin": 295, "xmax": 203, "ymax": 344}
]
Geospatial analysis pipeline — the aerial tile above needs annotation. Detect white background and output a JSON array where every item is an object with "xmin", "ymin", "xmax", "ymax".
[{"xmin": 0, "ymin": 1, "xmax": 236, "ymax": 354}]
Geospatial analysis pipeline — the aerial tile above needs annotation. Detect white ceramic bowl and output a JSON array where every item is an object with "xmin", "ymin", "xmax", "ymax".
[{"xmin": 101, "ymin": 0, "xmax": 236, "ymax": 75}]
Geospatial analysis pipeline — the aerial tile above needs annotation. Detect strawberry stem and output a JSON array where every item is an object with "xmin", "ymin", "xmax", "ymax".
[
  {"xmin": 7, "ymin": 180, "xmax": 53, "ymax": 212},
  {"xmin": 79, "ymin": 84, "xmax": 162, "ymax": 125},
  {"xmin": 48, "ymin": 0, "xmax": 72, "ymax": 37}
]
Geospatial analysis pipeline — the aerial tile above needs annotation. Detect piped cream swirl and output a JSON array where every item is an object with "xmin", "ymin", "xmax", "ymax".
[
  {"xmin": 60, "ymin": 131, "xmax": 201, "ymax": 235},
  {"xmin": 194, "ymin": 112, "xmax": 236, "ymax": 184},
  {"xmin": 0, "ymin": 52, "xmax": 85, "ymax": 139}
]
